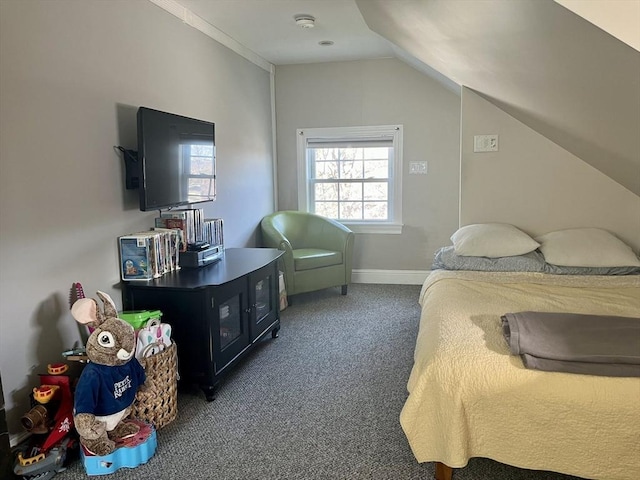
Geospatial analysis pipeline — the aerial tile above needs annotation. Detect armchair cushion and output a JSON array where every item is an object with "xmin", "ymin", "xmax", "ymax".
[{"xmin": 294, "ymin": 249, "xmax": 343, "ymax": 271}]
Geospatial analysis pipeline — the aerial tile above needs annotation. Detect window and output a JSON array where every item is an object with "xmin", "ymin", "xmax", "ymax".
[{"xmin": 297, "ymin": 125, "xmax": 403, "ymax": 234}]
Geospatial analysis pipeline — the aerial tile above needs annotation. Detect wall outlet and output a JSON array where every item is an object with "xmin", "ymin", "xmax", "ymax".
[
  {"xmin": 409, "ymin": 161, "xmax": 427, "ymax": 174},
  {"xmin": 474, "ymin": 134, "xmax": 499, "ymax": 152}
]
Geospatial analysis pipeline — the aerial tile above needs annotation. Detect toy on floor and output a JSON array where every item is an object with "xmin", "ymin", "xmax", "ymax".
[
  {"xmin": 70, "ymin": 291, "xmax": 147, "ymax": 457},
  {"xmin": 13, "ymin": 373, "xmax": 78, "ymax": 480},
  {"xmin": 80, "ymin": 418, "xmax": 156, "ymax": 476}
]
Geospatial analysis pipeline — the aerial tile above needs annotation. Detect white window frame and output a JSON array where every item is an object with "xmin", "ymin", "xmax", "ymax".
[{"xmin": 296, "ymin": 125, "xmax": 403, "ymax": 234}]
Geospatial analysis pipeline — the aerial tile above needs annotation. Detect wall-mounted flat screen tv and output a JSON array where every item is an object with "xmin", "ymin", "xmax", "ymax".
[{"xmin": 137, "ymin": 107, "xmax": 216, "ymax": 211}]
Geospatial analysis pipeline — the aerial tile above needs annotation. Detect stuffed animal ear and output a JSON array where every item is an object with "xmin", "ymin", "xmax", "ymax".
[
  {"xmin": 96, "ymin": 291, "xmax": 118, "ymax": 319},
  {"xmin": 71, "ymin": 298, "xmax": 99, "ymax": 327}
]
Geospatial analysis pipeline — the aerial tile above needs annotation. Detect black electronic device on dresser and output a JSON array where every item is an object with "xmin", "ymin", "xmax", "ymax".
[{"xmin": 122, "ymin": 248, "xmax": 283, "ymax": 401}]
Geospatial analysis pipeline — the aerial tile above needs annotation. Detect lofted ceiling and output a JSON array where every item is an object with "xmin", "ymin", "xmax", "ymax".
[
  {"xmin": 177, "ymin": 0, "xmax": 395, "ymax": 64},
  {"xmin": 555, "ymin": 0, "xmax": 640, "ymax": 51},
  {"xmin": 355, "ymin": 0, "xmax": 640, "ymax": 196},
  {"xmin": 170, "ymin": 0, "xmax": 640, "ymax": 196}
]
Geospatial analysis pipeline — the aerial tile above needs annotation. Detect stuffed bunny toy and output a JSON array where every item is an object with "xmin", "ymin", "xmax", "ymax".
[{"xmin": 71, "ymin": 291, "xmax": 146, "ymax": 456}]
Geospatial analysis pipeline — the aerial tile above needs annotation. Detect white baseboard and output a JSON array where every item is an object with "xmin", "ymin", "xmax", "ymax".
[{"xmin": 352, "ymin": 269, "xmax": 430, "ymax": 285}]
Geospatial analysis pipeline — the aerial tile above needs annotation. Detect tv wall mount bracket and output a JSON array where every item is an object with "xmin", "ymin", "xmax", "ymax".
[{"xmin": 116, "ymin": 146, "xmax": 139, "ymax": 190}]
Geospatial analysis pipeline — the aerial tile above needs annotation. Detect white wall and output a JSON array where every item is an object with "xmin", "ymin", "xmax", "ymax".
[
  {"xmin": 0, "ymin": 0, "xmax": 274, "ymax": 438},
  {"xmin": 275, "ymin": 58, "xmax": 462, "ymax": 273},
  {"xmin": 461, "ymin": 88, "xmax": 640, "ymax": 250}
]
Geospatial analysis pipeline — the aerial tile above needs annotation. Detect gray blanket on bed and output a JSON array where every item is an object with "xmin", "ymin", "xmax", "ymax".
[{"xmin": 501, "ymin": 312, "xmax": 640, "ymax": 377}]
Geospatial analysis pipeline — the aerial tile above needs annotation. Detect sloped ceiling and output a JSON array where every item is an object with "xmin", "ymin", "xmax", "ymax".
[
  {"xmin": 555, "ymin": 0, "xmax": 640, "ymax": 51},
  {"xmin": 356, "ymin": 0, "xmax": 640, "ymax": 196}
]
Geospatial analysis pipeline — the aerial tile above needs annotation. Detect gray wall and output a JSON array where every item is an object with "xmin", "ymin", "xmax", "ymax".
[
  {"xmin": 0, "ymin": 0, "xmax": 274, "ymax": 437},
  {"xmin": 275, "ymin": 58, "xmax": 461, "ymax": 272},
  {"xmin": 461, "ymin": 88, "xmax": 640, "ymax": 251}
]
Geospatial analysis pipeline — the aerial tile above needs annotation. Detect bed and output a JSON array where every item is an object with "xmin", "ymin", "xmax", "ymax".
[{"xmin": 400, "ymin": 225, "xmax": 640, "ymax": 480}]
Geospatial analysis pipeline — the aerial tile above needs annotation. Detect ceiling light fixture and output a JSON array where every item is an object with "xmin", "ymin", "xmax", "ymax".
[{"xmin": 294, "ymin": 14, "xmax": 315, "ymax": 28}]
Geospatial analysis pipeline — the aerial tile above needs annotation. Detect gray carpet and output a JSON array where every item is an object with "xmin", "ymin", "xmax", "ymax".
[{"xmin": 55, "ymin": 284, "xmax": 583, "ymax": 480}]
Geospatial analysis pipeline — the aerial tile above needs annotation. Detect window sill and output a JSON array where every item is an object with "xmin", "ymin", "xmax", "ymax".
[{"xmin": 342, "ymin": 223, "xmax": 404, "ymax": 234}]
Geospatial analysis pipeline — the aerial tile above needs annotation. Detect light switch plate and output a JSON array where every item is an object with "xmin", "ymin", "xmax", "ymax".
[
  {"xmin": 474, "ymin": 134, "xmax": 499, "ymax": 152},
  {"xmin": 409, "ymin": 161, "xmax": 427, "ymax": 174}
]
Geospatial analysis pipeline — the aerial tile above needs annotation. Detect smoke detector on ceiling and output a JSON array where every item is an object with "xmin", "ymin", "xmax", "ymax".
[{"xmin": 294, "ymin": 14, "xmax": 316, "ymax": 28}]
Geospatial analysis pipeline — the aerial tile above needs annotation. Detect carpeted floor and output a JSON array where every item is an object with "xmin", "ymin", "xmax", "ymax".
[{"xmin": 54, "ymin": 284, "xmax": 583, "ymax": 480}]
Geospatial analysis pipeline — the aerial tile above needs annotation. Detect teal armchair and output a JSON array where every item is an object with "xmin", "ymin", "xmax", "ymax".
[{"xmin": 260, "ymin": 211, "xmax": 355, "ymax": 298}]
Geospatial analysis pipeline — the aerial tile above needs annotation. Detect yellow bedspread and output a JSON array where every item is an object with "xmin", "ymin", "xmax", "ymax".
[{"xmin": 400, "ymin": 271, "xmax": 640, "ymax": 480}]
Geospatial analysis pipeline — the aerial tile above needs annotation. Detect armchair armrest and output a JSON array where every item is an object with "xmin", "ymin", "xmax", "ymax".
[
  {"xmin": 316, "ymin": 218, "xmax": 354, "ymax": 252},
  {"xmin": 260, "ymin": 218, "xmax": 295, "ymax": 292}
]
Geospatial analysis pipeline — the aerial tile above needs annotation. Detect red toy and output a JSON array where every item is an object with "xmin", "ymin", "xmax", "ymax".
[{"xmin": 14, "ymin": 373, "xmax": 77, "ymax": 479}]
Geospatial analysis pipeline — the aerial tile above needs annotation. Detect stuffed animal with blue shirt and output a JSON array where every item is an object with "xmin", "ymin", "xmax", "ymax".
[{"xmin": 71, "ymin": 291, "xmax": 146, "ymax": 456}]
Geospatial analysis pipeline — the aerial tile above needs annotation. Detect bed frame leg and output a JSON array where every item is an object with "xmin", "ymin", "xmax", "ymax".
[{"xmin": 435, "ymin": 462, "xmax": 453, "ymax": 480}]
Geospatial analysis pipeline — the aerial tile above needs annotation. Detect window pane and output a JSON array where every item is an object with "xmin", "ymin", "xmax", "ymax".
[
  {"xmin": 340, "ymin": 147, "xmax": 362, "ymax": 161},
  {"xmin": 339, "ymin": 182, "xmax": 362, "ymax": 201},
  {"xmin": 314, "ymin": 183, "xmax": 338, "ymax": 201},
  {"xmin": 315, "ymin": 161, "xmax": 339, "ymax": 179},
  {"xmin": 315, "ymin": 202, "xmax": 338, "ymax": 218},
  {"xmin": 340, "ymin": 202, "xmax": 363, "ymax": 220},
  {"xmin": 363, "ymin": 147, "xmax": 389, "ymax": 160},
  {"xmin": 363, "ymin": 160, "xmax": 388, "ymax": 179},
  {"xmin": 339, "ymin": 160, "xmax": 363, "ymax": 179},
  {"xmin": 363, "ymin": 182, "xmax": 387, "ymax": 201},
  {"xmin": 313, "ymin": 148, "xmax": 338, "ymax": 161},
  {"xmin": 364, "ymin": 202, "xmax": 388, "ymax": 220}
]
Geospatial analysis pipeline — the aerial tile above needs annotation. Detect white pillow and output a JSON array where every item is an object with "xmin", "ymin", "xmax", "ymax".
[
  {"xmin": 450, "ymin": 223, "xmax": 540, "ymax": 258},
  {"xmin": 535, "ymin": 228, "xmax": 640, "ymax": 267}
]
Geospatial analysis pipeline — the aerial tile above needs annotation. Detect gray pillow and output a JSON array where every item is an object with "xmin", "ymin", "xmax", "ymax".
[
  {"xmin": 542, "ymin": 263, "xmax": 640, "ymax": 276},
  {"xmin": 432, "ymin": 246, "xmax": 640, "ymax": 275},
  {"xmin": 432, "ymin": 247, "xmax": 546, "ymax": 272}
]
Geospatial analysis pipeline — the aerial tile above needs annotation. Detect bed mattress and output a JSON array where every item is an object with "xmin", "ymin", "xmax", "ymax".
[{"xmin": 400, "ymin": 270, "xmax": 640, "ymax": 480}]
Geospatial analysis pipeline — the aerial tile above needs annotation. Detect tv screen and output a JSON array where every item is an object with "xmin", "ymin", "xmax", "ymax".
[{"xmin": 137, "ymin": 107, "xmax": 216, "ymax": 211}]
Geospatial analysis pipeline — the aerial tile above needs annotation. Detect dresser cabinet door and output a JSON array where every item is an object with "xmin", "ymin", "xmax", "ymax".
[
  {"xmin": 209, "ymin": 277, "xmax": 249, "ymax": 374},
  {"xmin": 248, "ymin": 263, "xmax": 279, "ymax": 342}
]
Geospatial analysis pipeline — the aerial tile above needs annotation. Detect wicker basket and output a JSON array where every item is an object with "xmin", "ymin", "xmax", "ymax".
[{"xmin": 132, "ymin": 342, "xmax": 178, "ymax": 430}]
